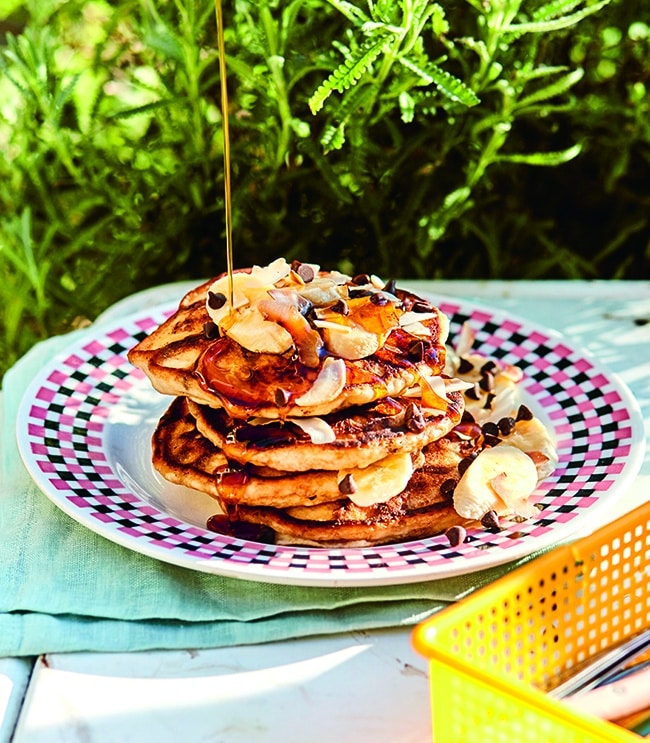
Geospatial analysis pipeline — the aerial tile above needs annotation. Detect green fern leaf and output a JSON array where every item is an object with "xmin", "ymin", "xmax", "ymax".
[
  {"xmin": 399, "ymin": 91, "xmax": 415, "ymax": 123},
  {"xmin": 319, "ymin": 83, "xmax": 378, "ymax": 151},
  {"xmin": 308, "ymin": 35, "xmax": 389, "ymax": 114},
  {"xmin": 400, "ymin": 57, "xmax": 480, "ymax": 107},
  {"xmin": 320, "ymin": 122, "xmax": 347, "ymax": 151},
  {"xmin": 417, "ymin": 186, "xmax": 473, "ymax": 252},
  {"xmin": 330, "ymin": 80, "xmax": 378, "ymax": 122},
  {"xmin": 497, "ymin": 143, "xmax": 582, "ymax": 166},
  {"xmin": 109, "ymin": 99, "xmax": 175, "ymax": 120},
  {"xmin": 300, "ymin": 139, "xmax": 355, "ymax": 203},
  {"xmin": 508, "ymin": 0, "xmax": 610, "ymax": 34},
  {"xmin": 532, "ymin": 0, "xmax": 585, "ymax": 22},
  {"xmin": 514, "ymin": 68, "xmax": 584, "ymax": 110},
  {"xmin": 512, "ymin": 64, "xmax": 570, "ymax": 84},
  {"xmin": 54, "ymin": 72, "xmax": 82, "ymax": 114},
  {"xmin": 324, "ymin": 0, "xmax": 371, "ymax": 26}
]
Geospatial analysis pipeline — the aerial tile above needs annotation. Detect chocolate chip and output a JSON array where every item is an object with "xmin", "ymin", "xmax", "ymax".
[
  {"xmin": 274, "ymin": 388, "xmax": 290, "ymax": 406},
  {"xmin": 465, "ymin": 383, "xmax": 481, "ymax": 401},
  {"xmin": 370, "ymin": 292, "xmax": 389, "ymax": 306},
  {"xmin": 480, "ymin": 360, "xmax": 497, "ymax": 374},
  {"xmin": 352, "ymin": 273, "xmax": 371, "ymax": 285},
  {"xmin": 479, "ymin": 370, "xmax": 495, "ymax": 393},
  {"xmin": 481, "ymin": 510, "xmax": 501, "ymax": 531},
  {"xmin": 203, "ymin": 321, "xmax": 219, "ymax": 339},
  {"xmin": 498, "ymin": 416, "xmax": 515, "ymax": 436},
  {"xmin": 440, "ymin": 478, "xmax": 457, "ymax": 498},
  {"xmin": 516, "ymin": 404, "xmax": 534, "ymax": 421},
  {"xmin": 457, "ymin": 357, "xmax": 474, "ymax": 374},
  {"xmin": 348, "ymin": 287, "xmax": 373, "ymax": 299},
  {"xmin": 481, "ymin": 421, "xmax": 500, "ymax": 437},
  {"xmin": 408, "ymin": 339, "xmax": 427, "ymax": 362},
  {"xmin": 207, "ymin": 291, "xmax": 227, "ymax": 310},
  {"xmin": 483, "ymin": 392, "xmax": 496, "ymax": 410},
  {"xmin": 404, "ymin": 402, "xmax": 426, "ymax": 432},
  {"xmin": 461, "ymin": 410, "xmax": 476, "ymax": 423},
  {"xmin": 338, "ymin": 473, "xmax": 357, "ymax": 495},
  {"xmin": 483, "ymin": 433, "xmax": 502, "ymax": 448},
  {"xmin": 330, "ymin": 299, "xmax": 349, "ymax": 315},
  {"xmin": 291, "ymin": 261, "xmax": 315, "ymax": 283},
  {"xmin": 411, "ymin": 299, "xmax": 434, "ymax": 313},
  {"xmin": 445, "ymin": 525, "xmax": 467, "ymax": 547},
  {"xmin": 458, "ymin": 453, "xmax": 477, "ymax": 476},
  {"xmin": 383, "ymin": 278, "xmax": 397, "ymax": 294}
]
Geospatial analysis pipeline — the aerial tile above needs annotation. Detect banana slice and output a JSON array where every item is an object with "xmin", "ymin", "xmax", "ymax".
[
  {"xmin": 337, "ymin": 451, "xmax": 413, "ymax": 508},
  {"xmin": 322, "ymin": 323, "xmax": 382, "ymax": 360},
  {"xmin": 224, "ymin": 307, "xmax": 293, "ymax": 355},
  {"xmin": 504, "ymin": 417, "xmax": 558, "ymax": 479},
  {"xmin": 453, "ymin": 444, "xmax": 539, "ymax": 520}
]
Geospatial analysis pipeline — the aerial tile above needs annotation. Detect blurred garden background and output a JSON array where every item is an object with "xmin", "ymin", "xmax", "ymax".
[{"xmin": 0, "ymin": 0, "xmax": 649, "ymax": 378}]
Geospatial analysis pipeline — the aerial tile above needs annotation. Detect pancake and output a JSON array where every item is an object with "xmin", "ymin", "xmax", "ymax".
[
  {"xmin": 153, "ymin": 397, "xmax": 434, "ymax": 508},
  {"xmin": 221, "ymin": 434, "xmax": 481, "ymax": 547},
  {"xmin": 151, "ymin": 395, "xmax": 481, "ymax": 546},
  {"xmin": 152, "ymin": 394, "xmax": 556, "ymax": 547},
  {"xmin": 186, "ymin": 389, "xmax": 464, "ymax": 471},
  {"xmin": 128, "ymin": 259, "xmax": 451, "ymax": 419},
  {"xmin": 151, "ymin": 394, "xmax": 229, "ymax": 496},
  {"xmin": 136, "ymin": 258, "xmax": 558, "ymax": 548}
]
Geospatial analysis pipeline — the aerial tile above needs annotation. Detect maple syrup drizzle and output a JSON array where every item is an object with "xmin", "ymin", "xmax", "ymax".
[{"xmin": 214, "ymin": 0, "xmax": 234, "ymax": 309}]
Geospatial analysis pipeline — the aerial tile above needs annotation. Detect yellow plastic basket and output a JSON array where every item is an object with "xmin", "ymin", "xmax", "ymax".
[{"xmin": 412, "ymin": 502, "xmax": 650, "ymax": 743}]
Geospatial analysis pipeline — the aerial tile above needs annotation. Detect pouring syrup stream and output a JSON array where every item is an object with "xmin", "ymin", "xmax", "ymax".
[{"xmin": 214, "ymin": 0, "xmax": 234, "ymax": 308}]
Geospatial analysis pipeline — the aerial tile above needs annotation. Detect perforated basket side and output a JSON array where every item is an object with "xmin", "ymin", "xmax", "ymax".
[
  {"xmin": 426, "ymin": 656, "xmax": 637, "ymax": 743},
  {"xmin": 413, "ymin": 503, "xmax": 650, "ymax": 743}
]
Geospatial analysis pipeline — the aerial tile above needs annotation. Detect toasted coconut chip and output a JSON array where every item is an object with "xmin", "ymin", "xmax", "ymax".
[
  {"xmin": 444, "ymin": 378, "xmax": 475, "ymax": 394},
  {"xmin": 419, "ymin": 374, "xmax": 449, "ymax": 412},
  {"xmin": 294, "ymin": 357, "xmax": 346, "ymax": 408},
  {"xmin": 455, "ymin": 321, "xmax": 475, "ymax": 357}
]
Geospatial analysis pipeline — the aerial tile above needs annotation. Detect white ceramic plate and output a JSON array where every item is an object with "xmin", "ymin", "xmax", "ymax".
[{"xmin": 16, "ymin": 295, "xmax": 645, "ymax": 586}]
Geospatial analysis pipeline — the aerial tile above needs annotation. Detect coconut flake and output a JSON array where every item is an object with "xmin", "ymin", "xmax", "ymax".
[
  {"xmin": 400, "ymin": 311, "xmax": 437, "ymax": 326},
  {"xmin": 455, "ymin": 321, "xmax": 475, "ymax": 357},
  {"xmin": 295, "ymin": 357, "xmax": 346, "ymax": 407},
  {"xmin": 499, "ymin": 364, "xmax": 524, "ymax": 383},
  {"xmin": 288, "ymin": 417, "xmax": 336, "ymax": 444},
  {"xmin": 418, "ymin": 374, "xmax": 449, "ymax": 411},
  {"xmin": 313, "ymin": 320, "xmax": 352, "ymax": 333},
  {"xmin": 401, "ymin": 321, "xmax": 432, "ymax": 338},
  {"xmin": 250, "ymin": 257, "xmax": 292, "ymax": 285},
  {"xmin": 444, "ymin": 377, "xmax": 475, "ymax": 393}
]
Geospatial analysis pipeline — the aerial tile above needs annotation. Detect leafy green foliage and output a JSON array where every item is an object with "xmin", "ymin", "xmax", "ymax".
[{"xmin": 0, "ymin": 0, "xmax": 648, "ymax": 379}]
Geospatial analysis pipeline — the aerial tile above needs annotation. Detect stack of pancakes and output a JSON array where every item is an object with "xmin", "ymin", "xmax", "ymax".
[{"xmin": 128, "ymin": 258, "xmax": 555, "ymax": 547}]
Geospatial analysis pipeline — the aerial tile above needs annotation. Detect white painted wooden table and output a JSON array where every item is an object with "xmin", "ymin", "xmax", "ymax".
[{"xmin": 2, "ymin": 280, "xmax": 649, "ymax": 743}]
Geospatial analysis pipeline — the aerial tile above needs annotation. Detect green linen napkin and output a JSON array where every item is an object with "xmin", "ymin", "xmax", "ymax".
[{"xmin": 0, "ymin": 313, "xmax": 535, "ymax": 658}]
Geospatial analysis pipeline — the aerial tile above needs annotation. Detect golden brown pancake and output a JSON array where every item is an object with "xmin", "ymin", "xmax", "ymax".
[
  {"xmin": 223, "ymin": 434, "xmax": 481, "ymax": 547},
  {"xmin": 186, "ymin": 390, "xmax": 463, "ymax": 472},
  {"xmin": 128, "ymin": 262, "xmax": 451, "ymax": 419},
  {"xmin": 151, "ymin": 394, "xmax": 228, "ymax": 494},
  {"xmin": 151, "ymin": 396, "xmax": 482, "ymax": 547},
  {"xmin": 135, "ymin": 259, "xmax": 557, "ymax": 548},
  {"xmin": 154, "ymin": 397, "xmax": 441, "ymax": 508}
]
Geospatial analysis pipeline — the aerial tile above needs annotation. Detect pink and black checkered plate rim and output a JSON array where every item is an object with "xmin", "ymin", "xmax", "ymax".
[{"xmin": 17, "ymin": 298, "xmax": 644, "ymax": 583}]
